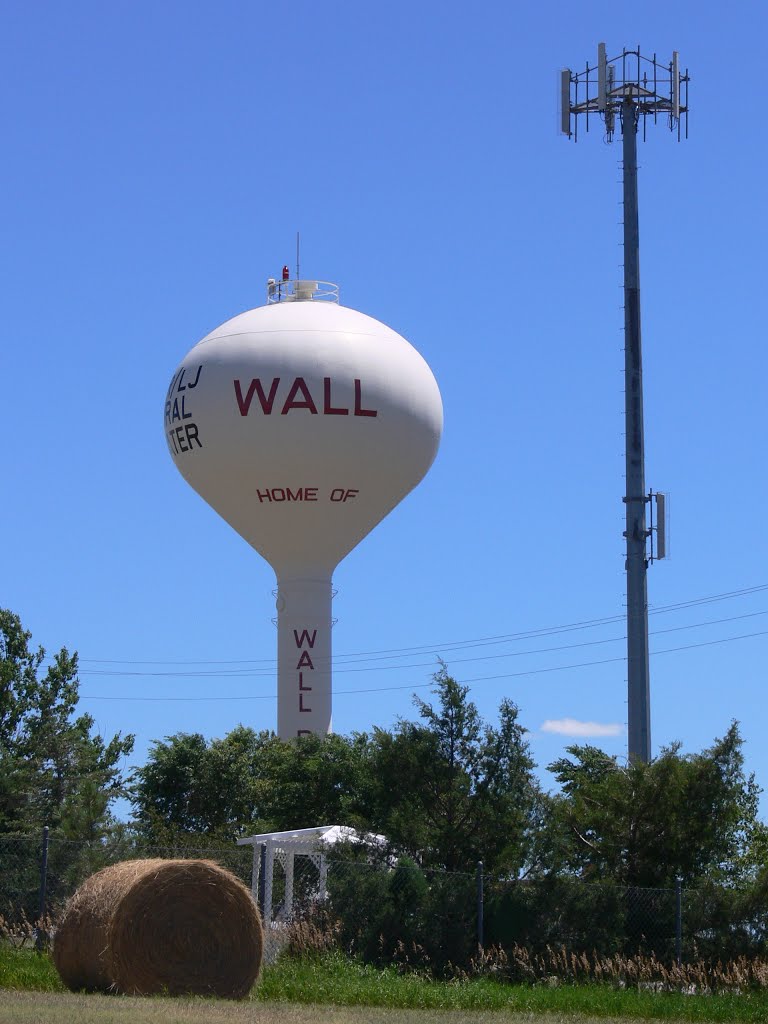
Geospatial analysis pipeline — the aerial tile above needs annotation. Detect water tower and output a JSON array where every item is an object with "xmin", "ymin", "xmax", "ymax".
[{"xmin": 165, "ymin": 272, "xmax": 443, "ymax": 739}]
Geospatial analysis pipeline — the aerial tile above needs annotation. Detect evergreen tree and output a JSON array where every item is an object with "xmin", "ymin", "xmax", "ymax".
[
  {"xmin": 546, "ymin": 723, "xmax": 761, "ymax": 887},
  {"xmin": 367, "ymin": 664, "xmax": 541, "ymax": 874},
  {"xmin": 0, "ymin": 609, "xmax": 133, "ymax": 839}
]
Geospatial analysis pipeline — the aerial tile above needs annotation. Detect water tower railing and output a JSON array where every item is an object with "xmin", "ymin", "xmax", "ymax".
[{"xmin": 266, "ymin": 280, "xmax": 340, "ymax": 304}]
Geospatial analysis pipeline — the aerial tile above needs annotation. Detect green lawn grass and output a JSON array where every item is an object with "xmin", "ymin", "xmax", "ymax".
[
  {"xmin": 257, "ymin": 954, "xmax": 768, "ymax": 1021},
  {"xmin": 4, "ymin": 946, "xmax": 768, "ymax": 1022},
  {"xmin": 0, "ymin": 946, "xmax": 64, "ymax": 992}
]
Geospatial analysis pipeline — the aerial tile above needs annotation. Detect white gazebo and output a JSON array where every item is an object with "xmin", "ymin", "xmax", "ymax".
[{"xmin": 237, "ymin": 824, "xmax": 387, "ymax": 929}]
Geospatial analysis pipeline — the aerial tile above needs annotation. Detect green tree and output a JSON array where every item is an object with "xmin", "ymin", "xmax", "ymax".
[
  {"xmin": 0, "ymin": 609, "xmax": 134, "ymax": 839},
  {"xmin": 252, "ymin": 730, "xmax": 374, "ymax": 831},
  {"xmin": 132, "ymin": 667, "xmax": 541, "ymax": 875},
  {"xmin": 545, "ymin": 723, "xmax": 761, "ymax": 888},
  {"xmin": 131, "ymin": 728, "xmax": 268, "ymax": 844},
  {"xmin": 131, "ymin": 727, "xmax": 373, "ymax": 843},
  {"xmin": 367, "ymin": 665, "xmax": 541, "ymax": 874}
]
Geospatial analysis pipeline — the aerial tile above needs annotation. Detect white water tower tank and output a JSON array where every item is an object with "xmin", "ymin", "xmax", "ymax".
[{"xmin": 165, "ymin": 277, "xmax": 443, "ymax": 739}]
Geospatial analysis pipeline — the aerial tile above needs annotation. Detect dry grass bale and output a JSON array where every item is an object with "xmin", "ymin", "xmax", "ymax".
[
  {"xmin": 53, "ymin": 859, "xmax": 151, "ymax": 993},
  {"xmin": 53, "ymin": 858, "xmax": 263, "ymax": 999}
]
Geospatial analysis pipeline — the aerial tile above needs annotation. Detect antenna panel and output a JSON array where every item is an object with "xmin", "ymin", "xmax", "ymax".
[
  {"xmin": 597, "ymin": 42, "xmax": 607, "ymax": 111},
  {"xmin": 655, "ymin": 492, "xmax": 666, "ymax": 559},
  {"xmin": 671, "ymin": 52, "xmax": 680, "ymax": 120},
  {"xmin": 560, "ymin": 69, "xmax": 572, "ymax": 135}
]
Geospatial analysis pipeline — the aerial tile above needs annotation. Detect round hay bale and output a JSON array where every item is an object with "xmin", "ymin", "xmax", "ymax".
[
  {"xmin": 53, "ymin": 858, "xmax": 159, "ymax": 992},
  {"xmin": 53, "ymin": 858, "xmax": 263, "ymax": 999}
]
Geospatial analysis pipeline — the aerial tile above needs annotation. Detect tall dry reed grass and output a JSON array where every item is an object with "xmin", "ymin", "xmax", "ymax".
[
  {"xmin": 469, "ymin": 943, "xmax": 768, "ymax": 993},
  {"xmin": 277, "ymin": 916, "xmax": 768, "ymax": 993},
  {"xmin": 0, "ymin": 913, "xmax": 53, "ymax": 949}
]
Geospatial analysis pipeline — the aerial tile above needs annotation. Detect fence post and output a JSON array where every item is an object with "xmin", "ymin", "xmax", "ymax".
[
  {"xmin": 476, "ymin": 860, "xmax": 484, "ymax": 952},
  {"xmin": 675, "ymin": 876, "xmax": 682, "ymax": 965},
  {"xmin": 35, "ymin": 825, "xmax": 50, "ymax": 952},
  {"xmin": 257, "ymin": 843, "xmax": 267, "ymax": 918}
]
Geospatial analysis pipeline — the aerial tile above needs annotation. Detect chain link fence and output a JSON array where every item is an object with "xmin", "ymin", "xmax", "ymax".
[
  {"xmin": 249, "ymin": 842, "xmax": 480, "ymax": 970},
  {"xmin": 0, "ymin": 831, "xmax": 252, "ymax": 941},
  {"xmin": 485, "ymin": 874, "xmax": 681, "ymax": 962},
  {"xmin": 3, "ymin": 830, "xmax": 763, "ymax": 971}
]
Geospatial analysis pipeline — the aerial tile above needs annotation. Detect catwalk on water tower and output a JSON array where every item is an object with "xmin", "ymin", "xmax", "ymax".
[{"xmin": 165, "ymin": 273, "xmax": 443, "ymax": 739}]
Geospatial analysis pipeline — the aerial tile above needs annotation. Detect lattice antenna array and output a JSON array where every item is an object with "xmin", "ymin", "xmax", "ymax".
[{"xmin": 561, "ymin": 44, "xmax": 689, "ymax": 142}]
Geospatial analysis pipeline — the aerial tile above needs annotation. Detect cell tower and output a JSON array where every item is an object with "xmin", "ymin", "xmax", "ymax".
[{"xmin": 561, "ymin": 45, "xmax": 688, "ymax": 763}]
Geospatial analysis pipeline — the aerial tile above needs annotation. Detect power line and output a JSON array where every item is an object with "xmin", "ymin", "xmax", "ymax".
[
  {"xmin": 76, "ymin": 627, "xmax": 768, "ymax": 702},
  {"xmin": 75, "ymin": 582, "xmax": 768, "ymax": 672},
  {"xmin": 76, "ymin": 608, "xmax": 768, "ymax": 680}
]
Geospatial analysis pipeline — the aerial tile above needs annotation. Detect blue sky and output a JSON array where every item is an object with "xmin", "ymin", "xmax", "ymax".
[{"xmin": 3, "ymin": 1, "xmax": 767, "ymax": 817}]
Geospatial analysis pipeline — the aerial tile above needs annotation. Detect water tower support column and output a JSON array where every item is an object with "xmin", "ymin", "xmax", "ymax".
[{"xmin": 276, "ymin": 577, "xmax": 333, "ymax": 739}]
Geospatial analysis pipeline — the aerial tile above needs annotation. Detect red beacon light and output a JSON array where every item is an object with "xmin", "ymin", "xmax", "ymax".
[{"xmin": 282, "ymin": 265, "xmax": 290, "ymax": 282}]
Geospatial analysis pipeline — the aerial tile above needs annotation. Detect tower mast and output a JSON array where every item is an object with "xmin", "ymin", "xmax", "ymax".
[{"xmin": 561, "ymin": 45, "xmax": 688, "ymax": 762}]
